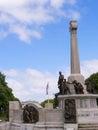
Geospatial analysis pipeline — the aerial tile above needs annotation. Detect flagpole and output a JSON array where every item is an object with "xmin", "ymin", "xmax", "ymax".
[
  {"xmin": 46, "ymin": 82, "xmax": 49, "ymax": 108},
  {"xmin": 48, "ymin": 90, "xmax": 49, "ymax": 106}
]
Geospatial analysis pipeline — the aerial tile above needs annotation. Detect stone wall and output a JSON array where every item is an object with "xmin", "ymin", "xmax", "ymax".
[{"xmin": 9, "ymin": 101, "xmax": 20, "ymax": 122}]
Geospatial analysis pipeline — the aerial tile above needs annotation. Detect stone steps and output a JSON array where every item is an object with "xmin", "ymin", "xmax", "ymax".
[{"xmin": 78, "ymin": 124, "xmax": 98, "ymax": 130}]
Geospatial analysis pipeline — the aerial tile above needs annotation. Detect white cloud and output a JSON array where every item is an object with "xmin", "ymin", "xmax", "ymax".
[
  {"xmin": 50, "ymin": 0, "xmax": 76, "ymax": 9},
  {"xmin": 69, "ymin": 10, "xmax": 80, "ymax": 20},
  {"xmin": 81, "ymin": 59, "xmax": 98, "ymax": 79},
  {"xmin": 0, "ymin": 0, "xmax": 79, "ymax": 43},
  {"xmin": 65, "ymin": 0, "xmax": 77, "ymax": 5},
  {"xmin": 65, "ymin": 60, "xmax": 98, "ymax": 79},
  {"xmin": 4, "ymin": 69, "xmax": 19, "ymax": 77},
  {"xmin": 2, "ymin": 59, "xmax": 98, "ymax": 103},
  {"xmin": 50, "ymin": 0, "xmax": 65, "ymax": 9},
  {"xmin": 4, "ymin": 68, "xmax": 58, "ymax": 102}
]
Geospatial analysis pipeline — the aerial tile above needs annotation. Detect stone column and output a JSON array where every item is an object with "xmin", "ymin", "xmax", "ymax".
[
  {"xmin": 70, "ymin": 21, "xmax": 80, "ymax": 74},
  {"xmin": 68, "ymin": 21, "xmax": 84, "ymax": 84}
]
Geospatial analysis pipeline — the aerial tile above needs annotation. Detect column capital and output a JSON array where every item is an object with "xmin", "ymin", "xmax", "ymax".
[{"xmin": 70, "ymin": 21, "xmax": 77, "ymax": 31}]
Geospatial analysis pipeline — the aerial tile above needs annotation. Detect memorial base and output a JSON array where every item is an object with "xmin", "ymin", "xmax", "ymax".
[
  {"xmin": 64, "ymin": 124, "xmax": 78, "ymax": 130},
  {"xmin": 58, "ymin": 94, "xmax": 98, "ymax": 125}
]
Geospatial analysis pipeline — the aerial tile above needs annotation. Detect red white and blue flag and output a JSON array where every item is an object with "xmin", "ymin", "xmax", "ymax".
[{"xmin": 46, "ymin": 82, "xmax": 49, "ymax": 95}]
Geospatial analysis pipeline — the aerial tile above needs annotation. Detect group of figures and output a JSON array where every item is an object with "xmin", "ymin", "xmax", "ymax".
[
  {"xmin": 23, "ymin": 105, "xmax": 38, "ymax": 123},
  {"xmin": 58, "ymin": 72, "xmax": 71, "ymax": 95},
  {"xmin": 55, "ymin": 72, "xmax": 84, "ymax": 98},
  {"xmin": 56, "ymin": 71, "xmax": 96, "ymax": 97},
  {"xmin": 85, "ymin": 81, "xmax": 96, "ymax": 94}
]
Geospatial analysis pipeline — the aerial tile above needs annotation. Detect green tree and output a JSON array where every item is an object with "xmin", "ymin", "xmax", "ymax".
[
  {"xmin": 85, "ymin": 72, "xmax": 98, "ymax": 93},
  {"xmin": 0, "ymin": 72, "xmax": 20, "ymax": 117}
]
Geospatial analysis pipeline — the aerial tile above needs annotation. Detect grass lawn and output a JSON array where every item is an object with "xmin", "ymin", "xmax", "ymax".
[{"xmin": 0, "ymin": 113, "xmax": 6, "ymax": 121}]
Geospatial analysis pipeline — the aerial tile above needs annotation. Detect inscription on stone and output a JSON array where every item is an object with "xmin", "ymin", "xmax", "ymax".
[{"xmin": 94, "ymin": 113, "xmax": 98, "ymax": 116}]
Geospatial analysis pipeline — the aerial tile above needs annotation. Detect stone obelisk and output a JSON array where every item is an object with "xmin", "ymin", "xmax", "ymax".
[{"xmin": 68, "ymin": 21, "xmax": 84, "ymax": 84}]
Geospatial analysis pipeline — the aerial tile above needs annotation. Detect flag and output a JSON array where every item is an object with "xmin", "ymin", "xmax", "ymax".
[{"xmin": 46, "ymin": 82, "xmax": 49, "ymax": 95}]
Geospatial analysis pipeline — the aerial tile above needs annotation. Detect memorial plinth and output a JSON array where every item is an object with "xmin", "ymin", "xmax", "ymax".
[{"xmin": 58, "ymin": 94, "xmax": 98, "ymax": 126}]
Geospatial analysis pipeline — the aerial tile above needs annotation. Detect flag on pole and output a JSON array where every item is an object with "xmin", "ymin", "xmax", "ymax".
[{"xmin": 46, "ymin": 82, "xmax": 49, "ymax": 95}]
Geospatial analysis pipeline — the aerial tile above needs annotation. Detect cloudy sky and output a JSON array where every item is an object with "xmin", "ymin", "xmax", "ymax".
[{"xmin": 0, "ymin": 0, "xmax": 98, "ymax": 102}]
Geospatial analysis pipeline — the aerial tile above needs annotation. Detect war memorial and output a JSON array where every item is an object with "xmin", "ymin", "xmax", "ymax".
[{"xmin": 1, "ymin": 21, "xmax": 98, "ymax": 130}]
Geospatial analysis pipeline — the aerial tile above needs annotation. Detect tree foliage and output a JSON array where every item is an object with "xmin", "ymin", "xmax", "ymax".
[
  {"xmin": 0, "ymin": 72, "xmax": 20, "ymax": 114},
  {"xmin": 85, "ymin": 72, "xmax": 98, "ymax": 93},
  {"xmin": 41, "ymin": 98, "xmax": 58, "ymax": 108}
]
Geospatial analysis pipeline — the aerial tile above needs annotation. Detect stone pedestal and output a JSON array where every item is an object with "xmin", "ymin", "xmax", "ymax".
[
  {"xmin": 64, "ymin": 124, "xmax": 78, "ymax": 130},
  {"xmin": 20, "ymin": 124, "xmax": 34, "ymax": 130},
  {"xmin": 13, "ymin": 110, "xmax": 23, "ymax": 123},
  {"xmin": 58, "ymin": 94, "xmax": 98, "ymax": 124},
  {"xmin": 45, "ymin": 103, "xmax": 53, "ymax": 109},
  {"xmin": 34, "ymin": 122, "xmax": 64, "ymax": 130},
  {"xmin": 0, "ymin": 122, "xmax": 10, "ymax": 130},
  {"xmin": 9, "ymin": 101, "xmax": 20, "ymax": 122}
]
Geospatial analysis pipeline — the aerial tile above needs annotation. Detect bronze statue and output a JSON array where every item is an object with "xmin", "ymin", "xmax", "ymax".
[
  {"xmin": 73, "ymin": 80, "xmax": 84, "ymax": 94},
  {"xmin": 65, "ymin": 99, "xmax": 76, "ymax": 123},
  {"xmin": 23, "ymin": 105, "xmax": 30, "ymax": 123},
  {"xmin": 55, "ymin": 72, "xmax": 71, "ymax": 97},
  {"xmin": 23, "ymin": 105, "xmax": 38, "ymax": 123},
  {"xmin": 58, "ymin": 71, "xmax": 64, "ymax": 94},
  {"xmin": 63, "ymin": 79, "xmax": 71, "ymax": 94},
  {"xmin": 56, "ymin": 72, "xmax": 84, "ymax": 96},
  {"xmin": 85, "ymin": 81, "xmax": 96, "ymax": 94}
]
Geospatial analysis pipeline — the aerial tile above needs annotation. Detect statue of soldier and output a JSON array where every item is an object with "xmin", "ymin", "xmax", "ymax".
[
  {"xmin": 58, "ymin": 71, "xmax": 64, "ymax": 94},
  {"xmin": 63, "ymin": 79, "xmax": 71, "ymax": 94},
  {"xmin": 77, "ymin": 82, "xmax": 84, "ymax": 94}
]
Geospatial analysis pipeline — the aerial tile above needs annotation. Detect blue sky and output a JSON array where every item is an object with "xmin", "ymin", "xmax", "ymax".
[{"xmin": 0, "ymin": 0, "xmax": 98, "ymax": 102}]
